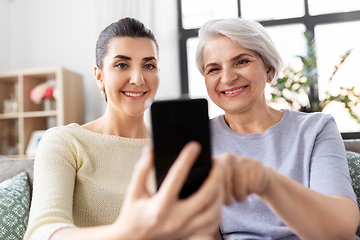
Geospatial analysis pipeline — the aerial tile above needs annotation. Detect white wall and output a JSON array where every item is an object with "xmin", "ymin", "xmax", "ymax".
[
  {"xmin": 0, "ymin": 0, "xmax": 10, "ymax": 70},
  {"xmin": 0, "ymin": 0, "xmax": 180, "ymax": 123}
]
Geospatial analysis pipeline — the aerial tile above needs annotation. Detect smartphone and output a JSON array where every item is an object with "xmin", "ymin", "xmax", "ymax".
[{"xmin": 150, "ymin": 97, "xmax": 212, "ymax": 199}]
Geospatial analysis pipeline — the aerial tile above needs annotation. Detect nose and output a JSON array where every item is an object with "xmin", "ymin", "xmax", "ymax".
[
  {"xmin": 129, "ymin": 68, "xmax": 145, "ymax": 86},
  {"xmin": 221, "ymin": 67, "xmax": 237, "ymax": 85}
]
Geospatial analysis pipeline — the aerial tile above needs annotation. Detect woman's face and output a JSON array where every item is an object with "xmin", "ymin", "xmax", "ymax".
[
  {"xmin": 202, "ymin": 36, "xmax": 273, "ymax": 115},
  {"xmin": 96, "ymin": 37, "xmax": 159, "ymax": 117}
]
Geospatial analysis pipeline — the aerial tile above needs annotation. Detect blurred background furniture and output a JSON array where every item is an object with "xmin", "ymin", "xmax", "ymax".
[{"xmin": 0, "ymin": 67, "xmax": 83, "ymax": 157}]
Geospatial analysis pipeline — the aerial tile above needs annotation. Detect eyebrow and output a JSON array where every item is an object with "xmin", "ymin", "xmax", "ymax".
[
  {"xmin": 143, "ymin": 56, "xmax": 158, "ymax": 61},
  {"xmin": 113, "ymin": 55, "xmax": 157, "ymax": 61},
  {"xmin": 231, "ymin": 53, "xmax": 253, "ymax": 61},
  {"xmin": 113, "ymin": 55, "xmax": 131, "ymax": 60}
]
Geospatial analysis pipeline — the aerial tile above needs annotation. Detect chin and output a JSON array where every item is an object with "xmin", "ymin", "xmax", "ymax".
[{"xmin": 222, "ymin": 104, "xmax": 248, "ymax": 114}]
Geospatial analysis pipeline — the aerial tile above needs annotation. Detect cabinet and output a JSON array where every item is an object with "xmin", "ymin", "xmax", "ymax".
[{"xmin": 0, "ymin": 67, "xmax": 83, "ymax": 157}]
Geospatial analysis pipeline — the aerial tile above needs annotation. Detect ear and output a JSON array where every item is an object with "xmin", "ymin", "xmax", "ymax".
[
  {"xmin": 267, "ymin": 66, "xmax": 275, "ymax": 78},
  {"xmin": 94, "ymin": 65, "xmax": 104, "ymax": 89}
]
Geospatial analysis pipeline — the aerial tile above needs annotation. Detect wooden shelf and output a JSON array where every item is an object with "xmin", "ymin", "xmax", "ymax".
[
  {"xmin": 0, "ymin": 67, "xmax": 83, "ymax": 156},
  {"xmin": 0, "ymin": 112, "xmax": 19, "ymax": 119},
  {"xmin": 22, "ymin": 111, "xmax": 57, "ymax": 118}
]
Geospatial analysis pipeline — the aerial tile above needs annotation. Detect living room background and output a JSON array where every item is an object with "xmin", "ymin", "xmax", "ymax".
[
  {"xmin": 0, "ymin": 0, "xmax": 181, "ymax": 124},
  {"xmin": 0, "ymin": 0, "xmax": 359, "ymax": 133},
  {"xmin": 178, "ymin": 0, "xmax": 360, "ymax": 133}
]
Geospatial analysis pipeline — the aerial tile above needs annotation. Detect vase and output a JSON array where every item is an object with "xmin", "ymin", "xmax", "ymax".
[{"xmin": 44, "ymin": 98, "xmax": 56, "ymax": 111}]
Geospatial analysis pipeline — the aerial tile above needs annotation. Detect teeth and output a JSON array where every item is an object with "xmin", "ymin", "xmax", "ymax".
[
  {"xmin": 224, "ymin": 86, "xmax": 246, "ymax": 94},
  {"xmin": 124, "ymin": 92, "xmax": 145, "ymax": 97}
]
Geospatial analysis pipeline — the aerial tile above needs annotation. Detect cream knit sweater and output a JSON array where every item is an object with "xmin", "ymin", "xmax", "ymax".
[{"xmin": 24, "ymin": 123, "xmax": 156, "ymax": 240}]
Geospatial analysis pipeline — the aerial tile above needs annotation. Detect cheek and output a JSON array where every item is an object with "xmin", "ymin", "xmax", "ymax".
[
  {"xmin": 148, "ymin": 74, "xmax": 160, "ymax": 92},
  {"xmin": 205, "ymin": 76, "xmax": 217, "ymax": 95}
]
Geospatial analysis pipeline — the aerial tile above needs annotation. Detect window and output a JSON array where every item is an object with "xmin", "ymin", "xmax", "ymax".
[
  {"xmin": 177, "ymin": 0, "xmax": 360, "ymax": 134},
  {"xmin": 181, "ymin": 0, "xmax": 238, "ymax": 29},
  {"xmin": 240, "ymin": 0, "xmax": 305, "ymax": 21},
  {"xmin": 308, "ymin": 0, "xmax": 360, "ymax": 16}
]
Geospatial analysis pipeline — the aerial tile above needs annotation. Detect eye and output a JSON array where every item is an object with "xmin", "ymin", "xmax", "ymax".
[
  {"xmin": 115, "ymin": 62, "xmax": 128, "ymax": 69},
  {"xmin": 207, "ymin": 67, "xmax": 220, "ymax": 75},
  {"xmin": 236, "ymin": 59, "xmax": 250, "ymax": 66},
  {"xmin": 144, "ymin": 64, "xmax": 156, "ymax": 70}
]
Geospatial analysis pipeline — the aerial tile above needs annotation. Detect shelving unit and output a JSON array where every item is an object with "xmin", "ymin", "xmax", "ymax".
[{"xmin": 0, "ymin": 67, "xmax": 83, "ymax": 157}]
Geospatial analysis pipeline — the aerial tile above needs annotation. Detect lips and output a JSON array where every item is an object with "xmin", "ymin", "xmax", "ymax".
[
  {"xmin": 223, "ymin": 86, "xmax": 246, "ymax": 94},
  {"xmin": 122, "ymin": 91, "xmax": 147, "ymax": 98},
  {"xmin": 221, "ymin": 86, "xmax": 247, "ymax": 95}
]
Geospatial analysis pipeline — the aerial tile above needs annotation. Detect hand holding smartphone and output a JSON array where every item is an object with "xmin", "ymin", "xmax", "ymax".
[{"xmin": 150, "ymin": 97, "xmax": 212, "ymax": 199}]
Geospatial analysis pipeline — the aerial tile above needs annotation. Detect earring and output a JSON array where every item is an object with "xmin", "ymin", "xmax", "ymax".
[
  {"xmin": 100, "ymin": 89, "xmax": 105, "ymax": 98},
  {"xmin": 268, "ymin": 77, "xmax": 272, "ymax": 83}
]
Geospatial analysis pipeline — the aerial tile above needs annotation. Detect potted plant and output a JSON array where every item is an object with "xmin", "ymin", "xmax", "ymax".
[{"xmin": 269, "ymin": 32, "xmax": 360, "ymax": 123}]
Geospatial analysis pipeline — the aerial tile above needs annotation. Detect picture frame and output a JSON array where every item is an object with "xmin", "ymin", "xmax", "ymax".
[{"xmin": 26, "ymin": 130, "xmax": 47, "ymax": 156}]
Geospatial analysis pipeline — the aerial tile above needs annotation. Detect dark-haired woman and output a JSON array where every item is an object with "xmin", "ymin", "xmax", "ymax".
[{"xmin": 24, "ymin": 17, "xmax": 224, "ymax": 240}]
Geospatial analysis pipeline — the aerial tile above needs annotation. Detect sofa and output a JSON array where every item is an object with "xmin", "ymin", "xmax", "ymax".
[{"xmin": 1, "ymin": 140, "xmax": 360, "ymax": 240}]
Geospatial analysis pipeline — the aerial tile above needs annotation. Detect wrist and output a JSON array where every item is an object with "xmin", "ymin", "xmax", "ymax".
[
  {"xmin": 107, "ymin": 223, "xmax": 130, "ymax": 240},
  {"xmin": 256, "ymin": 166, "xmax": 275, "ymax": 201}
]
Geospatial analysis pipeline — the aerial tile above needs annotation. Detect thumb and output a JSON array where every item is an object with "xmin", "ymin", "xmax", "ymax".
[{"xmin": 126, "ymin": 145, "xmax": 153, "ymax": 200}]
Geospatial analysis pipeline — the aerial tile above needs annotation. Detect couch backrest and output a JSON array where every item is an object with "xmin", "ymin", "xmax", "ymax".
[
  {"xmin": 0, "ymin": 156, "xmax": 34, "ymax": 189},
  {"xmin": 344, "ymin": 139, "xmax": 360, "ymax": 153}
]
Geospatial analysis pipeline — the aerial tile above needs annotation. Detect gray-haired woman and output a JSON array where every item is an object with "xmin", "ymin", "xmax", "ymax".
[{"xmin": 197, "ymin": 18, "xmax": 359, "ymax": 240}]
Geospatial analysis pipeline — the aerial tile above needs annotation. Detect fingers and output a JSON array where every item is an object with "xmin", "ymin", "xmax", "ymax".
[
  {"xmin": 214, "ymin": 153, "xmax": 270, "ymax": 204},
  {"xmin": 180, "ymin": 163, "xmax": 224, "ymax": 235},
  {"xmin": 158, "ymin": 141, "xmax": 201, "ymax": 203},
  {"xmin": 213, "ymin": 153, "xmax": 234, "ymax": 205},
  {"xmin": 184, "ymin": 160, "xmax": 224, "ymax": 216},
  {"xmin": 224, "ymin": 164, "xmax": 233, "ymax": 205},
  {"xmin": 126, "ymin": 145, "xmax": 154, "ymax": 199}
]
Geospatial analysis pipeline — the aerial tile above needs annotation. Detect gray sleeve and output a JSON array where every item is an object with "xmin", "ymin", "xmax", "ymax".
[{"xmin": 309, "ymin": 115, "xmax": 357, "ymax": 204}]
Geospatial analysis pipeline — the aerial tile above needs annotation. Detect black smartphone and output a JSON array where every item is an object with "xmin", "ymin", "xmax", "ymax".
[{"xmin": 150, "ymin": 97, "xmax": 212, "ymax": 199}]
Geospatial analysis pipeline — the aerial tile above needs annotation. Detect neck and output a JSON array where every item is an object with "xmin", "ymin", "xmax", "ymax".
[
  {"xmin": 223, "ymin": 104, "xmax": 283, "ymax": 134},
  {"xmin": 104, "ymin": 108, "xmax": 149, "ymax": 138},
  {"xmin": 83, "ymin": 109, "xmax": 149, "ymax": 139}
]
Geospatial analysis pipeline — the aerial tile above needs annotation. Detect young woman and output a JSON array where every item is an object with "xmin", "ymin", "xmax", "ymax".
[
  {"xmin": 24, "ymin": 17, "xmax": 224, "ymax": 240},
  {"xmin": 196, "ymin": 18, "xmax": 359, "ymax": 239}
]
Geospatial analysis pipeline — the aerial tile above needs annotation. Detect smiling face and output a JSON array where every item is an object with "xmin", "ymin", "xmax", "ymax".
[
  {"xmin": 95, "ymin": 37, "xmax": 159, "ymax": 117},
  {"xmin": 203, "ymin": 35, "xmax": 274, "ymax": 115}
]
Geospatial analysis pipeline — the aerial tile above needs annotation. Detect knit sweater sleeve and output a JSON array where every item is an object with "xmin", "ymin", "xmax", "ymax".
[{"xmin": 24, "ymin": 127, "xmax": 79, "ymax": 240}]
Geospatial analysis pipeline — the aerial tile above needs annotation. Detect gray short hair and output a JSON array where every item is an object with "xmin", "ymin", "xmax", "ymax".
[{"xmin": 196, "ymin": 18, "xmax": 282, "ymax": 79}]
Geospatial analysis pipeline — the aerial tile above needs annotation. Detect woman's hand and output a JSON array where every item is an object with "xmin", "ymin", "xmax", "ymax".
[
  {"xmin": 213, "ymin": 152, "xmax": 359, "ymax": 240},
  {"xmin": 213, "ymin": 152, "xmax": 271, "ymax": 205},
  {"xmin": 113, "ymin": 142, "xmax": 225, "ymax": 240}
]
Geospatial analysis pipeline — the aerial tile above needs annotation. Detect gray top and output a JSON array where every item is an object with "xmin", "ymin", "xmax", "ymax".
[{"xmin": 210, "ymin": 109, "xmax": 357, "ymax": 240}]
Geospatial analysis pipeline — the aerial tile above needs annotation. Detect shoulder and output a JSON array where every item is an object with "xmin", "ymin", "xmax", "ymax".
[
  {"xmin": 35, "ymin": 124, "xmax": 88, "ymax": 154},
  {"xmin": 41, "ymin": 123, "xmax": 86, "ymax": 141},
  {"xmin": 280, "ymin": 110, "xmax": 340, "ymax": 140},
  {"xmin": 283, "ymin": 109, "xmax": 335, "ymax": 126},
  {"xmin": 285, "ymin": 109, "xmax": 332, "ymax": 120},
  {"xmin": 42, "ymin": 123, "xmax": 151, "ymax": 148},
  {"xmin": 210, "ymin": 115, "xmax": 225, "ymax": 126},
  {"xmin": 209, "ymin": 115, "xmax": 227, "ymax": 133}
]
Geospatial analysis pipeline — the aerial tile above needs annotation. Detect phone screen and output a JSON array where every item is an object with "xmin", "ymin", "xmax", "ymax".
[{"xmin": 150, "ymin": 97, "xmax": 212, "ymax": 199}]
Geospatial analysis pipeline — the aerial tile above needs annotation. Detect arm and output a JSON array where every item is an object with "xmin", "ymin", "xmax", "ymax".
[
  {"xmin": 259, "ymin": 167, "xmax": 359, "ymax": 240},
  {"xmin": 50, "ymin": 142, "xmax": 225, "ymax": 240},
  {"xmin": 215, "ymin": 152, "xmax": 359, "ymax": 240},
  {"xmin": 186, "ymin": 229, "xmax": 223, "ymax": 240},
  {"xmin": 24, "ymin": 129, "xmax": 77, "ymax": 240}
]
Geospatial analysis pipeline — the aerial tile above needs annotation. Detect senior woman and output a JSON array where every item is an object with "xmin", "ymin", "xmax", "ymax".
[{"xmin": 195, "ymin": 18, "xmax": 359, "ymax": 239}]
